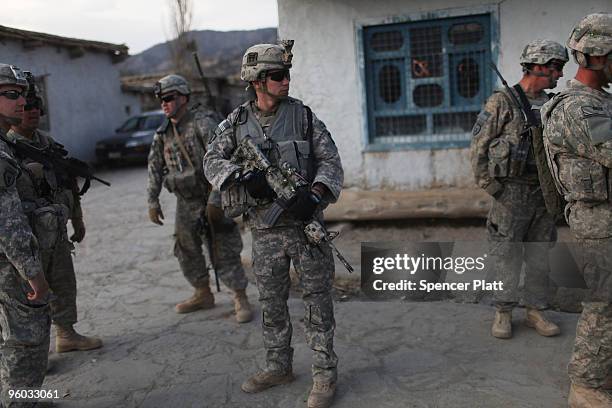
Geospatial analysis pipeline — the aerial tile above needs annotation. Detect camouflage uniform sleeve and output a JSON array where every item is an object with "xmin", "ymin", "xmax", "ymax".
[
  {"xmin": 0, "ymin": 145, "xmax": 43, "ymax": 280},
  {"xmin": 146, "ymin": 132, "xmax": 166, "ymax": 209},
  {"xmin": 309, "ymin": 111, "xmax": 344, "ymax": 203},
  {"xmin": 203, "ymin": 113, "xmax": 242, "ymax": 191},
  {"xmin": 469, "ymin": 92, "xmax": 512, "ymax": 196},
  {"xmin": 554, "ymin": 98, "xmax": 612, "ymax": 168}
]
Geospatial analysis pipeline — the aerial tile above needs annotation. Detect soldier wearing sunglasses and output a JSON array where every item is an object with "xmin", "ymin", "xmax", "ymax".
[
  {"xmin": 147, "ymin": 74, "xmax": 252, "ymax": 323},
  {"xmin": 204, "ymin": 42, "xmax": 344, "ymax": 408},
  {"xmin": 0, "ymin": 63, "xmax": 51, "ymax": 407},
  {"xmin": 470, "ymin": 40, "xmax": 568, "ymax": 340},
  {"xmin": 7, "ymin": 73, "xmax": 102, "ymax": 353}
]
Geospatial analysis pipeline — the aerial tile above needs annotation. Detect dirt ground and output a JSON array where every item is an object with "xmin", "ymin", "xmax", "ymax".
[{"xmin": 41, "ymin": 165, "xmax": 578, "ymax": 408}]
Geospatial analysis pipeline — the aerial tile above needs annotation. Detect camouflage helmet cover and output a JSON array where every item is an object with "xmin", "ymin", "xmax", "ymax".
[
  {"xmin": 567, "ymin": 13, "xmax": 612, "ymax": 56},
  {"xmin": 240, "ymin": 41, "xmax": 294, "ymax": 82},
  {"xmin": 520, "ymin": 40, "xmax": 569, "ymax": 65},
  {"xmin": 0, "ymin": 64, "xmax": 28, "ymax": 89},
  {"xmin": 154, "ymin": 74, "xmax": 190, "ymax": 97}
]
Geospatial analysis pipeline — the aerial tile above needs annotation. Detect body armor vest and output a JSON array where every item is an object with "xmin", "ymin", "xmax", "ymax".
[{"xmin": 222, "ymin": 98, "xmax": 313, "ymax": 217}]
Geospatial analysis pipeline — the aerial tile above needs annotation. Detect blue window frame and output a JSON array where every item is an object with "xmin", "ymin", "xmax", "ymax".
[{"xmin": 363, "ymin": 14, "xmax": 492, "ymax": 149}]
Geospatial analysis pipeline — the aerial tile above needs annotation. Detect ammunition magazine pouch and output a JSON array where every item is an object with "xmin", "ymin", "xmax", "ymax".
[
  {"xmin": 488, "ymin": 139, "xmax": 511, "ymax": 178},
  {"xmin": 221, "ymin": 183, "xmax": 269, "ymax": 218},
  {"xmin": 163, "ymin": 168, "xmax": 208, "ymax": 199}
]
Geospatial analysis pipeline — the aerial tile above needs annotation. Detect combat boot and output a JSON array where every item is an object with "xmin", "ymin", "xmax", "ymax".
[
  {"xmin": 233, "ymin": 289, "xmax": 253, "ymax": 323},
  {"xmin": 525, "ymin": 307, "xmax": 560, "ymax": 337},
  {"xmin": 491, "ymin": 310, "xmax": 512, "ymax": 339},
  {"xmin": 55, "ymin": 325, "xmax": 103, "ymax": 353},
  {"xmin": 307, "ymin": 380, "xmax": 337, "ymax": 408},
  {"xmin": 568, "ymin": 383, "xmax": 612, "ymax": 407},
  {"xmin": 175, "ymin": 285, "xmax": 215, "ymax": 314},
  {"xmin": 241, "ymin": 370, "xmax": 295, "ymax": 393}
]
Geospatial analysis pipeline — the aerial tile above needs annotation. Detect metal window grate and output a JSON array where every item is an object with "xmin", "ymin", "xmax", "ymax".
[{"xmin": 364, "ymin": 14, "xmax": 492, "ymax": 149}]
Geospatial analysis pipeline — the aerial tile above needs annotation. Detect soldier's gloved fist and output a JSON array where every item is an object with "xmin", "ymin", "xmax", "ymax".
[
  {"xmin": 244, "ymin": 170, "xmax": 275, "ymax": 199},
  {"xmin": 288, "ymin": 187, "xmax": 321, "ymax": 221},
  {"xmin": 70, "ymin": 217, "xmax": 86, "ymax": 242},
  {"xmin": 149, "ymin": 207, "xmax": 165, "ymax": 225}
]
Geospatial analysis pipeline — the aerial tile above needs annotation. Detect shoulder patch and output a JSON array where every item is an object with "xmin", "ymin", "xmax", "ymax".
[
  {"xmin": 217, "ymin": 119, "xmax": 231, "ymax": 134},
  {"xmin": 0, "ymin": 151, "xmax": 21, "ymax": 189},
  {"xmin": 472, "ymin": 110, "xmax": 491, "ymax": 135},
  {"xmin": 581, "ymin": 105, "xmax": 606, "ymax": 117}
]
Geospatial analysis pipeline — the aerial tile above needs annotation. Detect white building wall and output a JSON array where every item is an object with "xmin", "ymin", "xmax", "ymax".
[
  {"xmin": 1, "ymin": 41, "xmax": 140, "ymax": 161},
  {"xmin": 278, "ymin": 0, "xmax": 611, "ymax": 190}
]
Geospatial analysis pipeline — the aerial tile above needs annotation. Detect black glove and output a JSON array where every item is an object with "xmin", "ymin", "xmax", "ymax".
[
  {"xmin": 244, "ymin": 170, "xmax": 276, "ymax": 199},
  {"xmin": 288, "ymin": 187, "xmax": 321, "ymax": 221}
]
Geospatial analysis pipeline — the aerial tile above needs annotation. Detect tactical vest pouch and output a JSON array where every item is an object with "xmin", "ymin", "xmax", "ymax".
[
  {"xmin": 31, "ymin": 205, "xmax": 66, "ymax": 250},
  {"xmin": 488, "ymin": 139, "xmax": 510, "ymax": 178},
  {"xmin": 221, "ymin": 184, "xmax": 259, "ymax": 218},
  {"xmin": 163, "ymin": 168, "xmax": 208, "ymax": 199},
  {"xmin": 563, "ymin": 158, "xmax": 608, "ymax": 203}
]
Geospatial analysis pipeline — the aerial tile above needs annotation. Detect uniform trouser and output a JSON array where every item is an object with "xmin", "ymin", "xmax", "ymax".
[
  {"xmin": 251, "ymin": 225, "xmax": 338, "ymax": 382},
  {"xmin": 568, "ymin": 238, "xmax": 612, "ymax": 389},
  {"xmin": 41, "ymin": 228, "xmax": 77, "ymax": 327},
  {"xmin": 174, "ymin": 195, "xmax": 248, "ymax": 291},
  {"xmin": 0, "ymin": 262, "xmax": 51, "ymax": 408},
  {"xmin": 487, "ymin": 182, "xmax": 556, "ymax": 312}
]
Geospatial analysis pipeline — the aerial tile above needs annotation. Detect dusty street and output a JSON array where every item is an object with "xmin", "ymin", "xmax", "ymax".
[{"xmin": 43, "ymin": 165, "xmax": 577, "ymax": 408}]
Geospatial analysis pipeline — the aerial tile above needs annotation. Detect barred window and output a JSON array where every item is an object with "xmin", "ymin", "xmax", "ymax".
[{"xmin": 363, "ymin": 14, "xmax": 492, "ymax": 148}]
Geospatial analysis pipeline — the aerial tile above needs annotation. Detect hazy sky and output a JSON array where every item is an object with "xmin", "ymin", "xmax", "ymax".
[{"xmin": 1, "ymin": 0, "xmax": 278, "ymax": 54}]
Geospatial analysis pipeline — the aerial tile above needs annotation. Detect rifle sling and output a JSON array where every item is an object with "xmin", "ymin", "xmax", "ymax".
[
  {"xmin": 512, "ymin": 84, "xmax": 539, "ymax": 128},
  {"xmin": 171, "ymin": 123, "xmax": 195, "ymax": 170}
]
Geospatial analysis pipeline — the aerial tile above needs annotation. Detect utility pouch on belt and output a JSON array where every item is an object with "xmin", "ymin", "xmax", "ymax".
[
  {"xmin": 163, "ymin": 168, "xmax": 208, "ymax": 199},
  {"xmin": 31, "ymin": 204, "xmax": 66, "ymax": 251}
]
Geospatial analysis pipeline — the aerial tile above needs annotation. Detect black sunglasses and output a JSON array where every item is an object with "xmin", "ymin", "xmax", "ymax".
[
  {"xmin": 160, "ymin": 94, "xmax": 177, "ymax": 103},
  {"xmin": 267, "ymin": 70, "xmax": 290, "ymax": 82},
  {"xmin": 0, "ymin": 90, "xmax": 24, "ymax": 100}
]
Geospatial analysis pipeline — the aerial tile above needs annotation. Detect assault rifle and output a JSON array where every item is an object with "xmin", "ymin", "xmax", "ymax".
[
  {"xmin": 231, "ymin": 136, "xmax": 308, "ymax": 227},
  {"xmin": 231, "ymin": 137, "xmax": 354, "ymax": 272},
  {"xmin": 3, "ymin": 136, "xmax": 110, "ymax": 195},
  {"xmin": 195, "ymin": 213, "xmax": 221, "ymax": 292}
]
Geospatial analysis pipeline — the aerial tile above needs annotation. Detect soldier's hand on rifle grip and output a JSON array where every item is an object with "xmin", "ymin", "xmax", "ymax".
[
  {"xmin": 149, "ymin": 207, "xmax": 165, "ymax": 226},
  {"xmin": 27, "ymin": 272, "xmax": 50, "ymax": 302},
  {"xmin": 70, "ymin": 217, "xmax": 86, "ymax": 242},
  {"xmin": 289, "ymin": 186, "xmax": 321, "ymax": 221},
  {"xmin": 245, "ymin": 170, "xmax": 275, "ymax": 199}
]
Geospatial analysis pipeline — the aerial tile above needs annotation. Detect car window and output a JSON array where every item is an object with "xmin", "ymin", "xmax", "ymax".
[
  {"xmin": 142, "ymin": 114, "xmax": 164, "ymax": 130},
  {"xmin": 118, "ymin": 116, "xmax": 140, "ymax": 132}
]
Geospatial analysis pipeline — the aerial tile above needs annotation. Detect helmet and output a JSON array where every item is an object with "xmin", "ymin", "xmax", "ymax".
[
  {"xmin": 240, "ymin": 40, "xmax": 294, "ymax": 82},
  {"xmin": 0, "ymin": 64, "xmax": 28, "ymax": 89},
  {"xmin": 154, "ymin": 74, "xmax": 190, "ymax": 98},
  {"xmin": 567, "ymin": 13, "xmax": 612, "ymax": 57},
  {"xmin": 520, "ymin": 40, "xmax": 569, "ymax": 65},
  {"xmin": 23, "ymin": 71, "xmax": 45, "ymax": 115}
]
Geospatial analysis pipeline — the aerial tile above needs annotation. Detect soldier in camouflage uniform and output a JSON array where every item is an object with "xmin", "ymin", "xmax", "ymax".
[
  {"xmin": 7, "ymin": 73, "xmax": 102, "ymax": 353},
  {"xmin": 470, "ymin": 40, "xmax": 568, "ymax": 339},
  {"xmin": 203, "ymin": 42, "xmax": 344, "ymax": 408},
  {"xmin": 0, "ymin": 63, "xmax": 51, "ymax": 407},
  {"xmin": 541, "ymin": 13, "xmax": 612, "ymax": 407},
  {"xmin": 147, "ymin": 74, "xmax": 252, "ymax": 322}
]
